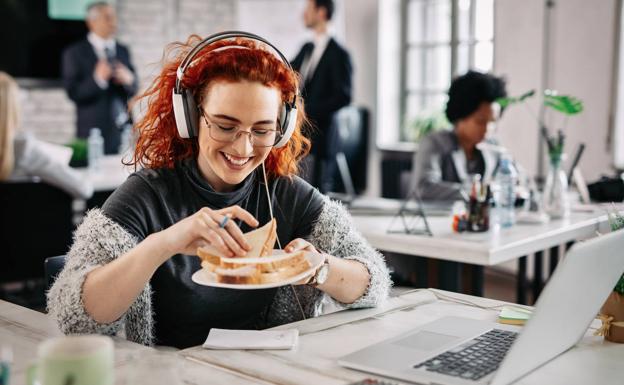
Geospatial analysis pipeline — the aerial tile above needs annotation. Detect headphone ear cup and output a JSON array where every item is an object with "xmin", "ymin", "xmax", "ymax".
[
  {"xmin": 172, "ymin": 90, "xmax": 190, "ymax": 138},
  {"xmin": 182, "ymin": 89, "xmax": 199, "ymax": 138},
  {"xmin": 273, "ymin": 104, "xmax": 297, "ymax": 148},
  {"xmin": 172, "ymin": 88, "xmax": 199, "ymax": 138}
]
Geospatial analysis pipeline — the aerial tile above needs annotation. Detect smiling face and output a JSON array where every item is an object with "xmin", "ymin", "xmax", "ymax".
[{"xmin": 197, "ymin": 80, "xmax": 281, "ymax": 192}]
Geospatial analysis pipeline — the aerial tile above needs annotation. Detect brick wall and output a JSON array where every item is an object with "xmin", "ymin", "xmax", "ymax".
[{"xmin": 20, "ymin": 0, "xmax": 236, "ymax": 145}]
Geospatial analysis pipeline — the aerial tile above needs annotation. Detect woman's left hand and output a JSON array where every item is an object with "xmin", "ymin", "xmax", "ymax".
[
  {"xmin": 284, "ymin": 238, "xmax": 318, "ymax": 254},
  {"xmin": 284, "ymin": 239, "xmax": 320, "ymax": 285}
]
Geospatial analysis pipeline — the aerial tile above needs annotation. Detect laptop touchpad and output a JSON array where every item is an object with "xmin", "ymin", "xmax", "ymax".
[{"xmin": 393, "ymin": 331, "xmax": 460, "ymax": 351}]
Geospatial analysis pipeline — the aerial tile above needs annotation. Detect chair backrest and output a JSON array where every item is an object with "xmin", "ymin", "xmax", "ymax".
[
  {"xmin": 0, "ymin": 181, "xmax": 74, "ymax": 283},
  {"xmin": 44, "ymin": 255, "xmax": 67, "ymax": 291},
  {"xmin": 329, "ymin": 106, "xmax": 369, "ymax": 194}
]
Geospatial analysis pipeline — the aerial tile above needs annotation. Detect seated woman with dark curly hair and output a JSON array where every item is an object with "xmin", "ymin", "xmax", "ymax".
[
  {"xmin": 412, "ymin": 70, "xmax": 507, "ymax": 201},
  {"xmin": 47, "ymin": 33, "xmax": 391, "ymax": 349}
]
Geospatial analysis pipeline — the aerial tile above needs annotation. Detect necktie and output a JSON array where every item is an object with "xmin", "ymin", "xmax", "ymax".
[{"xmin": 104, "ymin": 47, "xmax": 115, "ymax": 64}]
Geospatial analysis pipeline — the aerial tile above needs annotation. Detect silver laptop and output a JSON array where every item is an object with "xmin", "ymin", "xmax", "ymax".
[{"xmin": 339, "ymin": 229, "xmax": 624, "ymax": 385}]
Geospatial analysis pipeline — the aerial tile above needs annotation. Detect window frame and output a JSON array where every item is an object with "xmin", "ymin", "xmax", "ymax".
[{"xmin": 399, "ymin": 0, "xmax": 495, "ymax": 141}]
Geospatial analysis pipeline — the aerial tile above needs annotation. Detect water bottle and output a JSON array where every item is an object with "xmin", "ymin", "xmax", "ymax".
[
  {"xmin": 0, "ymin": 345, "xmax": 12, "ymax": 385},
  {"xmin": 494, "ymin": 153, "xmax": 517, "ymax": 228},
  {"xmin": 88, "ymin": 127, "xmax": 104, "ymax": 171},
  {"xmin": 119, "ymin": 124, "xmax": 131, "ymax": 155}
]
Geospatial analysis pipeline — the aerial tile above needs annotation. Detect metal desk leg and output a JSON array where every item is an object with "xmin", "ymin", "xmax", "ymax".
[
  {"xmin": 532, "ymin": 251, "xmax": 544, "ymax": 302},
  {"xmin": 471, "ymin": 265, "xmax": 484, "ymax": 297},
  {"xmin": 549, "ymin": 246, "xmax": 559, "ymax": 276},
  {"xmin": 566, "ymin": 241, "xmax": 575, "ymax": 251},
  {"xmin": 517, "ymin": 256, "xmax": 527, "ymax": 305},
  {"xmin": 439, "ymin": 261, "xmax": 462, "ymax": 293}
]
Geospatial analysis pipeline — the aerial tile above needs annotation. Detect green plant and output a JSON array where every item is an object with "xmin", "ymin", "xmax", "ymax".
[
  {"xmin": 496, "ymin": 89, "xmax": 584, "ymax": 165},
  {"xmin": 607, "ymin": 210, "xmax": 624, "ymax": 295},
  {"xmin": 406, "ymin": 109, "xmax": 450, "ymax": 142},
  {"xmin": 65, "ymin": 138, "xmax": 88, "ymax": 164}
]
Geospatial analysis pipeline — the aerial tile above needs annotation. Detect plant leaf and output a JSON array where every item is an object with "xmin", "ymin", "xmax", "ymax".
[
  {"xmin": 495, "ymin": 90, "xmax": 535, "ymax": 108},
  {"xmin": 543, "ymin": 94, "xmax": 584, "ymax": 115}
]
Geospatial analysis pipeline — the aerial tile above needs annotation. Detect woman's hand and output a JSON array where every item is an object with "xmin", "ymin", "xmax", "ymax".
[
  {"xmin": 284, "ymin": 238, "xmax": 318, "ymax": 254},
  {"xmin": 284, "ymin": 239, "xmax": 319, "ymax": 285},
  {"xmin": 156, "ymin": 205, "xmax": 259, "ymax": 259}
]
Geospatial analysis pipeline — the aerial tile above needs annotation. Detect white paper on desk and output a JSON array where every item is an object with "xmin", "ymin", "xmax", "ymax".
[{"xmin": 203, "ymin": 328, "xmax": 298, "ymax": 350}]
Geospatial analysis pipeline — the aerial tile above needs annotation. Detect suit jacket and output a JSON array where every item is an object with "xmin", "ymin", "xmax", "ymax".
[
  {"xmin": 62, "ymin": 38, "xmax": 138, "ymax": 154},
  {"xmin": 411, "ymin": 130, "xmax": 499, "ymax": 201},
  {"xmin": 292, "ymin": 38, "xmax": 352, "ymax": 158}
]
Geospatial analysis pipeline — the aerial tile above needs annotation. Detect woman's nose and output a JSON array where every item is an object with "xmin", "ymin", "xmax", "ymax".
[{"xmin": 231, "ymin": 131, "xmax": 254, "ymax": 154}]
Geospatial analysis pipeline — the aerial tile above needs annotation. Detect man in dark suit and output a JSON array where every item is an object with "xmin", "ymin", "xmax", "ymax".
[
  {"xmin": 292, "ymin": 0, "xmax": 352, "ymax": 193},
  {"xmin": 62, "ymin": 2, "xmax": 138, "ymax": 154}
]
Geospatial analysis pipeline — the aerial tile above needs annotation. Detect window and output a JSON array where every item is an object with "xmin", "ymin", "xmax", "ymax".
[{"xmin": 400, "ymin": 0, "xmax": 494, "ymax": 141}]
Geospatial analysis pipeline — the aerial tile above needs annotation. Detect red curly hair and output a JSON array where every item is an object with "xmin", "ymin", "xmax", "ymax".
[{"xmin": 129, "ymin": 35, "xmax": 311, "ymax": 179}]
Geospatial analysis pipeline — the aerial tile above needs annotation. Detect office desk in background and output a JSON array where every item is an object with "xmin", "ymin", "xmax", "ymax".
[
  {"xmin": 4, "ymin": 291, "xmax": 620, "ymax": 385},
  {"xmin": 350, "ymin": 206, "xmax": 612, "ymax": 304},
  {"xmin": 74, "ymin": 155, "xmax": 133, "ymax": 193}
]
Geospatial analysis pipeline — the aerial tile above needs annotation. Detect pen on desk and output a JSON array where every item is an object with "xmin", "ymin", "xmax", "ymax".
[{"xmin": 567, "ymin": 143, "xmax": 585, "ymax": 182}]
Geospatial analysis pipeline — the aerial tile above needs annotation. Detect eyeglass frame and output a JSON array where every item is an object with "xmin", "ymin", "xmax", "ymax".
[{"xmin": 197, "ymin": 108, "xmax": 284, "ymax": 148}]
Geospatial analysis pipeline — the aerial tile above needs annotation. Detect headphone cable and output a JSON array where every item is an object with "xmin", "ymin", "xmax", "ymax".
[{"xmin": 261, "ymin": 162, "xmax": 307, "ymax": 321}]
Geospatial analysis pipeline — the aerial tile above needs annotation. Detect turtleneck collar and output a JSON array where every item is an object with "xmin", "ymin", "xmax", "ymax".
[{"xmin": 181, "ymin": 158, "xmax": 257, "ymax": 208}]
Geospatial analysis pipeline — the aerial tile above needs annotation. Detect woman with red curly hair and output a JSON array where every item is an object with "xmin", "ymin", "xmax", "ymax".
[{"xmin": 48, "ymin": 33, "xmax": 390, "ymax": 348}]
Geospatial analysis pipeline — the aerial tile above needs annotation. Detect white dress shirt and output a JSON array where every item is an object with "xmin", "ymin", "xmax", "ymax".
[
  {"xmin": 300, "ymin": 33, "xmax": 330, "ymax": 83},
  {"xmin": 87, "ymin": 32, "xmax": 116, "ymax": 89}
]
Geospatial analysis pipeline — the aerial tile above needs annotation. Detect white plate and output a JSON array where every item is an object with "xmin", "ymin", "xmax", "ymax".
[{"xmin": 191, "ymin": 251, "xmax": 324, "ymax": 289}]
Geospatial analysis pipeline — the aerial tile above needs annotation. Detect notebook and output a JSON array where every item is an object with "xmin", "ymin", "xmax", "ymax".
[
  {"xmin": 497, "ymin": 306, "xmax": 532, "ymax": 326},
  {"xmin": 203, "ymin": 328, "xmax": 299, "ymax": 350}
]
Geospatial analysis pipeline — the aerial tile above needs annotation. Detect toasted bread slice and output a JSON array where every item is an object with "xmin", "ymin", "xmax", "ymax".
[
  {"xmin": 259, "ymin": 257, "xmax": 312, "ymax": 284},
  {"xmin": 214, "ymin": 264, "xmax": 260, "ymax": 284},
  {"xmin": 196, "ymin": 218, "xmax": 277, "ymax": 261},
  {"xmin": 243, "ymin": 218, "xmax": 277, "ymax": 258},
  {"xmin": 197, "ymin": 246, "xmax": 222, "ymax": 265}
]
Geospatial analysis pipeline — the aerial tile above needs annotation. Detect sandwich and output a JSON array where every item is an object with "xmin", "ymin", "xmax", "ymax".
[{"xmin": 196, "ymin": 218, "xmax": 312, "ymax": 285}]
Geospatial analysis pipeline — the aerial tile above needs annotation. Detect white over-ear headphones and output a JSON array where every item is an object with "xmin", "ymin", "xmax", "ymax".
[{"xmin": 171, "ymin": 31, "xmax": 299, "ymax": 149}]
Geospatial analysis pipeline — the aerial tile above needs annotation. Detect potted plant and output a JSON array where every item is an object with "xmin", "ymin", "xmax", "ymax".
[
  {"xmin": 596, "ymin": 211, "xmax": 624, "ymax": 343},
  {"xmin": 496, "ymin": 90, "xmax": 584, "ymax": 218},
  {"xmin": 405, "ymin": 109, "xmax": 450, "ymax": 143}
]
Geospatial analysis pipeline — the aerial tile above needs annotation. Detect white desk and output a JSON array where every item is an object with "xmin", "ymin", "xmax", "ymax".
[
  {"xmin": 351, "ymin": 211, "xmax": 610, "ymax": 266},
  {"xmin": 351, "ymin": 210, "xmax": 611, "ymax": 303},
  {"xmin": 74, "ymin": 155, "xmax": 133, "ymax": 192},
  {"xmin": 3, "ymin": 292, "xmax": 621, "ymax": 385},
  {"xmin": 0, "ymin": 300, "xmax": 266, "ymax": 385},
  {"xmin": 179, "ymin": 289, "xmax": 622, "ymax": 385}
]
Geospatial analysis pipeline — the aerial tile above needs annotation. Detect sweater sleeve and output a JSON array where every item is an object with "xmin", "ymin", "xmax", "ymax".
[
  {"xmin": 46, "ymin": 209, "xmax": 155, "ymax": 346},
  {"xmin": 265, "ymin": 196, "xmax": 391, "ymax": 327},
  {"xmin": 310, "ymin": 197, "xmax": 392, "ymax": 310}
]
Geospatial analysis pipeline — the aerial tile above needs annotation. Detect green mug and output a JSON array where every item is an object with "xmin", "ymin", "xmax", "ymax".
[{"xmin": 27, "ymin": 335, "xmax": 114, "ymax": 385}]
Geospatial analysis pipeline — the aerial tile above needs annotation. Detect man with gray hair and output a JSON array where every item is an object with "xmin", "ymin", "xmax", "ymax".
[{"xmin": 62, "ymin": 2, "xmax": 137, "ymax": 154}]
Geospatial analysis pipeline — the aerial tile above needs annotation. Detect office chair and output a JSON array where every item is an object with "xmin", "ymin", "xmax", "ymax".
[
  {"xmin": 328, "ymin": 106, "xmax": 369, "ymax": 199},
  {"xmin": 44, "ymin": 255, "xmax": 67, "ymax": 291}
]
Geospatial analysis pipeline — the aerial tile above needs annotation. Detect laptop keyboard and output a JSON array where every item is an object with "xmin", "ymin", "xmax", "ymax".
[{"xmin": 413, "ymin": 329, "xmax": 518, "ymax": 381}]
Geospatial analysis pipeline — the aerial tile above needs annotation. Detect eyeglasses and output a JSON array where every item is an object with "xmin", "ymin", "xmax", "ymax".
[{"xmin": 199, "ymin": 109, "xmax": 282, "ymax": 147}]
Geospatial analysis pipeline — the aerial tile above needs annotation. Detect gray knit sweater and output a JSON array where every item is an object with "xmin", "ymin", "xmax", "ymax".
[{"xmin": 47, "ymin": 198, "xmax": 391, "ymax": 346}]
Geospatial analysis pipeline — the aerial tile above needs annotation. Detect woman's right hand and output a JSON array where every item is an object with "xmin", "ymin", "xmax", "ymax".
[{"xmin": 156, "ymin": 205, "xmax": 259, "ymax": 259}]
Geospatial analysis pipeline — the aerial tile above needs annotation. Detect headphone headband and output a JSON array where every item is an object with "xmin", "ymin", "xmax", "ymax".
[
  {"xmin": 175, "ymin": 31, "xmax": 295, "ymax": 93},
  {"xmin": 172, "ymin": 31, "xmax": 298, "ymax": 147}
]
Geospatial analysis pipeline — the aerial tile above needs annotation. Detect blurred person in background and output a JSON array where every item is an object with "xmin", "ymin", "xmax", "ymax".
[
  {"xmin": 62, "ymin": 1, "xmax": 138, "ymax": 154},
  {"xmin": 411, "ymin": 70, "xmax": 507, "ymax": 201},
  {"xmin": 0, "ymin": 71, "xmax": 93, "ymax": 199},
  {"xmin": 292, "ymin": 0, "xmax": 352, "ymax": 193}
]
